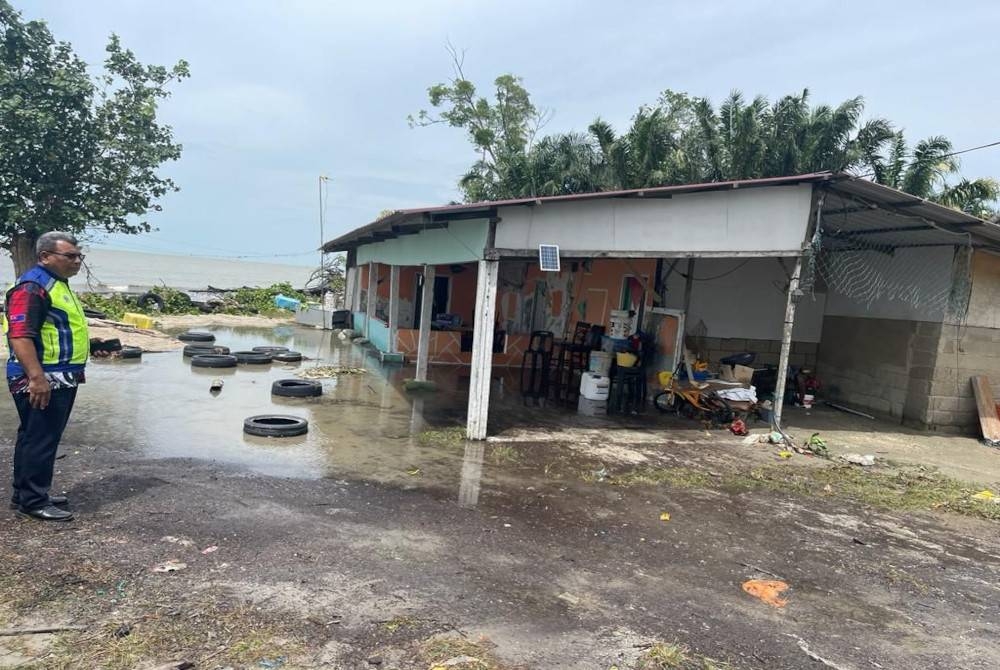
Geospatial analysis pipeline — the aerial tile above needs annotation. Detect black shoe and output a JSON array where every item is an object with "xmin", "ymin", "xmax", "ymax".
[
  {"xmin": 9, "ymin": 495, "xmax": 68, "ymax": 510},
  {"xmin": 17, "ymin": 505, "xmax": 74, "ymax": 522}
]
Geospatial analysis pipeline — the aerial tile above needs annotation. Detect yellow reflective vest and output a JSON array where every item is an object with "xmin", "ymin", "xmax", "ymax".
[{"xmin": 3, "ymin": 265, "xmax": 89, "ymax": 375}]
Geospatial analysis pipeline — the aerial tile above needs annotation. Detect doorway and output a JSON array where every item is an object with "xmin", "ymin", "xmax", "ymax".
[{"xmin": 413, "ymin": 275, "xmax": 450, "ymax": 329}]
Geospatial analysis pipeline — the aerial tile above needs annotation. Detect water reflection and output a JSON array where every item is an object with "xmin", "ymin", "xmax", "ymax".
[{"xmin": 458, "ymin": 442, "xmax": 484, "ymax": 508}]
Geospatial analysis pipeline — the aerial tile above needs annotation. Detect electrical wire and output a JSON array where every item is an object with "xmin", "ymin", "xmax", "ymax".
[
  {"xmin": 851, "ymin": 138, "xmax": 1000, "ymax": 181},
  {"xmin": 679, "ymin": 258, "xmax": 752, "ymax": 281}
]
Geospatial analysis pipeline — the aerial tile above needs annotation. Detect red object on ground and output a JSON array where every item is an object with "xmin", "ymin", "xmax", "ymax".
[{"xmin": 730, "ymin": 418, "xmax": 748, "ymax": 436}]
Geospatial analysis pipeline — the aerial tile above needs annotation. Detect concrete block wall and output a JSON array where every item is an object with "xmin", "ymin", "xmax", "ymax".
[
  {"xmin": 697, "ymin": 337, "xmax": 818, "ymax": 370},
  {"xmin": 925, "ymin": 324, "xmax": 1000, "ymax": 433},
  {"xmin": 816, "ymin": 316, "xmax": 927, "ymax": 423}
]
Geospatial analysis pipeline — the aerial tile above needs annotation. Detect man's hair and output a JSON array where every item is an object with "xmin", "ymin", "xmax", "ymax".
[{"xmin": 36, "ymin": 231, "xmax": 79, "ymax": 258}]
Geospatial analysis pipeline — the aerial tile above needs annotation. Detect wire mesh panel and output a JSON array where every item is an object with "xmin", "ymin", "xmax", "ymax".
[{"xmin": 805, "ymin": 217, "xmax": 973, "ymax": 323}]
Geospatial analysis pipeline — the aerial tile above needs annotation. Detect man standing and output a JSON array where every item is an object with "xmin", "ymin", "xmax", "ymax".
[{"xmin": 3, "ymin": 232, "xmax": 96, "ymax": 521}]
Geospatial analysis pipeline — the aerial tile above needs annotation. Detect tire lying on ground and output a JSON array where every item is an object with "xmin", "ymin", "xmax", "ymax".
[
  {"xmin": 233, "ymin": 351, "xmax": 273, "ymax": 364},
  {"xmin": 272, "ymin": 351, "xmax": 303, "ymax": 363},
  {"xmin": 120, "ymin": 346, "xmax": 143, "ymax": 360},
  {"xmin": 243, "ymin": 415, "xmax": 308, "ymax": 438},
  {"xmin": 182, "ymin": 344, "xmax": 231, "ymax": 357},
  {"xmin": 136, "ymin": 292, "xmax": 165, "ymax": 311},
  {"xmin": 83, "ymin": 308, "xmax": 107, "ymax": 320},
  {"xmin": 178, "ymin": 330, "xmax": 215, "ymax": 343},
  {"xmin": 271, "ymin": 379, "xmax": 322, "ymax": 397},
  {"xmin": 252, "ymin": 346, "xmax": 289, "ymax": 354},
  {"xmin": 190, "ymin": 354, "xmax": 238, "ymax": 368}
]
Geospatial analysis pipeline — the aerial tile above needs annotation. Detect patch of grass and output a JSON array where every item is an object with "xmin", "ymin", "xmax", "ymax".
[
  {"xmin": 39, "ymin": 602, "xmax": 300, "ymax": 670},
  {"xmin": 605, "ymin": 461, "xmax": 1000, "ymax": 521},
  {"xmin": 419, "ymin": 634, "xmax": 508, "ymax": 669},
  {"xmin": 490, "ymin": 445, "xmax": 521, "ymax": 465},
  {"xmin": 382, "ymin": 615, "xmax": 419, "ymax": 632},
  {"xmin": 608, "ymin": 466, "xmax": 714, "ymax": 489},
  {"xmin": 637, "ymin": 642, "xmax": 732, "ymax": 670},
  {"xmin": 417, "ymin": 426, "xmax": 467, "ymax": 448},
  {"xmin": 883, "ymin": 565, "xmax": 931, "ymax": 594}
]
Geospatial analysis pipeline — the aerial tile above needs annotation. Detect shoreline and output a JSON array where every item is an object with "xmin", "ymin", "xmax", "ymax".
[{"xmin": 0, "ymin": 313, "xmax": 295, "ymax": 356}]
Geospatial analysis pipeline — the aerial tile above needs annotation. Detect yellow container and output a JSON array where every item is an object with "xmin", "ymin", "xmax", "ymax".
[
  {"xmin": 657, "ymin": 370, "xmax": 673, "ymax": 388},
  {"xmin": 122, "ymin": 312, "xmax": 155, "ymax": 329},
  {"xmin": 616, "ymin": 351, "xmax": 638, "ymax": 368}
]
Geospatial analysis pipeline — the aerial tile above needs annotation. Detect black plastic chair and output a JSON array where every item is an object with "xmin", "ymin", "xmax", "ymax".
[{"xmin": 521, "ymin": 330, "xmax": 554, "ymax": 404}]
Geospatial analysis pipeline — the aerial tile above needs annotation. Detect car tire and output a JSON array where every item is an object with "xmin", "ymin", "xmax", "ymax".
[
  {"xmin": 190, "ymin": 354, "xmax": 238, "ymax": 368},
  {"xmin": 252, "ymin": 346, "xmax": 289, "ymax": 353},
  {"xmin": 233, "ymin": 351, "xmax": 273, "ymax": 364},
  {"xmin": 120, "ymin": 345, "xmax": 143, "ymax": 360},
  {"xmin": 178, "ymin": 331, "xmax": 215, "ymax": 343},
  {"xmin": 183, "ymin": 344, "xmax": 231, "ymax": 357},
  {"xmin": 83, "ymin": 308, "xmax": 107, "ymax": 320},
  {"xmin": 271, "ymin": 379, "xmax": 322, "ymax": 397},
  {"xmin": 272, "ymin": 351, "xmax": 303, "ymax": 363},
  {"xmin": 137, "ymin": 292, "xmax": 166, "ymax": 311},
  {"xmin": 243, "ymin": 415, "xmax": 308, "ymax": 438}
]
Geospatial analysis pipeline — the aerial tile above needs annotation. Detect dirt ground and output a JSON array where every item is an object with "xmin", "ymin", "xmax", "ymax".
[{"xmin": 0, "ymin": 326, "xmax": 998, "ymax": 669}]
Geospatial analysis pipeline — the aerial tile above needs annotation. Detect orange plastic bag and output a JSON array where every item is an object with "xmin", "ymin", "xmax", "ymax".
[{"xmin": 742, "ymin": 579, "xmax": 789, "ymax": 608}]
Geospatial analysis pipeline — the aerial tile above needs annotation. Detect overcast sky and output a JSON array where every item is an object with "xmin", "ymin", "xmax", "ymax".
[{"xmin": 17, "ymin": 0, "xmax": 1000, "ymax": 266}]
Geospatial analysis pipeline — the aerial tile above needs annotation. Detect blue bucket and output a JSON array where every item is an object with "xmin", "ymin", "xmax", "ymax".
[{"xmin": 274, "ymin": 294, "xmax": 301, "ymax": 311}]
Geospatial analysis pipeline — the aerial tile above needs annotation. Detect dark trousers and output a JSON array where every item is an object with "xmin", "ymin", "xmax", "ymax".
[{"xmin": 11, "ymin": 387, "xmax": 77, "ymax": 510}]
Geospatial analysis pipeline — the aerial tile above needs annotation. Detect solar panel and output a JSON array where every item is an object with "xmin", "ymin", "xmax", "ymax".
[{"xmin": 538, "ymin": 244, "xmax": 560, "ymax": 272}]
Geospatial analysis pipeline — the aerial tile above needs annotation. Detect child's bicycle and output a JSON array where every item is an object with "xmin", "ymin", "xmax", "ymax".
[{"xmin": 652, "ymin": 365, "xmax": 735, "ymax": 426}]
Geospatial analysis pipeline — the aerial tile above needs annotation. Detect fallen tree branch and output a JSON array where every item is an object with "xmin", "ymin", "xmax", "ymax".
[{"xmin": 0, "ymin": 625, "xmax": 88, "ymax": 636}]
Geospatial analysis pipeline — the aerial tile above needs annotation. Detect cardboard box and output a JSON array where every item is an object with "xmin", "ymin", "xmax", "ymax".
[{"xmin": 721, "ymin": 364, "xmax": 755, "ymax": 384}]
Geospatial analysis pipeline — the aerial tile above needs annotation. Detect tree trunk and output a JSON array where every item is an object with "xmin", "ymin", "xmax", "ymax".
[{"xmin": 10, "ymin": 233, "xmax": 37, "ymax": 277}]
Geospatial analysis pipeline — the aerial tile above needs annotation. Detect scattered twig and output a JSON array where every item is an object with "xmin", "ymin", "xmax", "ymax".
[
  {"xmin": 0, "ymin": 625, "xmax": 88, "ymax": 636},
  {"xmin": 785, "ymin": 634, "xmax": 853, "ymax": 670},
  {"xmin": 738, "ymin": 562, "xmax": 784, "ymax": 580}
]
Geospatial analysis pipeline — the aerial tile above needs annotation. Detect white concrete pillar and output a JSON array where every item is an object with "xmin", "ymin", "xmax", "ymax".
[
  {"xmin": 466, "ymin": 259, "xmax": 499, "ymax": 440},
  {"xmin": 415, "ymin": 264, "xmax": 435, "ymax": 382},
  {"xmin": 388, "ymin": 265, "xmax": 400, "ymax": 353},
  {"xmin": 343, "ymin": 266, "xmax": 357, "ymax": 312},
  {"xmin": 365, "ymin": 261, "xmax": 377, "ymax": 339},
  {"xmin": 773, "ymin": 255, "xmax": 803, "ymax": 428}
]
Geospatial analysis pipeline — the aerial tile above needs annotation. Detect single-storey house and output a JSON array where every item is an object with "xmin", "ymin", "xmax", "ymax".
[{"xmin": 322, "ymin": 172, "xmax": 1000, "ymax": 440}]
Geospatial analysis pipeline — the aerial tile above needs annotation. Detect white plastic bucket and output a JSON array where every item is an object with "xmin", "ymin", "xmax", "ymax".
[{"xmin": 608, "ymin": 310, "xmax": 632, "ymax": 338}]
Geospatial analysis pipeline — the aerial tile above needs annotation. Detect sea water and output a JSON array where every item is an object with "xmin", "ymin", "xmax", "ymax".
[{"xmin": 0, "ymin": 247, "xmax": 315, "ymax": 290}]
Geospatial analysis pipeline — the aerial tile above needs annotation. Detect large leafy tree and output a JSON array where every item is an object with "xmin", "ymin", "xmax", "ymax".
[
  {"xmin": 0, "ymin": 1, "xmax": 189, "ymax": 274},
  {"xmin": 408, "ymin": 47, "xmax": 548, "ymax": 202}
]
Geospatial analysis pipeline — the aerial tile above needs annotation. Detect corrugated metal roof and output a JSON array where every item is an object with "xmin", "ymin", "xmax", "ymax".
[
  {"xmin": 821, "ymin": 178, "xmax": 1000, "ymax": 249},
  {"xmin": 323, "ymin": 172, "xmax": 1000, "ymax": 253}
]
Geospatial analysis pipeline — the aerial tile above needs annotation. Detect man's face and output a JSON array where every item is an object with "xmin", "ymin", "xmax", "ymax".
[{"xmin": 39, "ymin": 240, "xmax": 84, "ymax": 279}]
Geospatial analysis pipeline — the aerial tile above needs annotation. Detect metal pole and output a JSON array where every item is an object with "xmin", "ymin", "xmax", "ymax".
[
  {"xmin": 318, "ymin": 175, "xmax": 329, "ymax": 325},
  {"xmin": 772, "ymin": 256, "xmax": 803, "ymax": 428},
  {"xmin": 773, "ymin": 193, "xmax": 825, "ymax": 430}
]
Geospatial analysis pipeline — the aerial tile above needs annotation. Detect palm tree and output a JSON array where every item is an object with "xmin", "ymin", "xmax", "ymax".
[{"xmin": 871, "ymin": 134, "xmax": 999, "ymax": 217}]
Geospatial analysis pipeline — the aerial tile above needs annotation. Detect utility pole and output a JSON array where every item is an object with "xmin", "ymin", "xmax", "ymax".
[{"xmin": 319, "ymin": 175, "xmax": 330, "ymax": 313}]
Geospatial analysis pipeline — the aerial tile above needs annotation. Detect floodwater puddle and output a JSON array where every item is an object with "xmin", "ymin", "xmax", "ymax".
[{"xmin": 0, "ymin": 324, "xmax": 586, "ymax": 509}]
